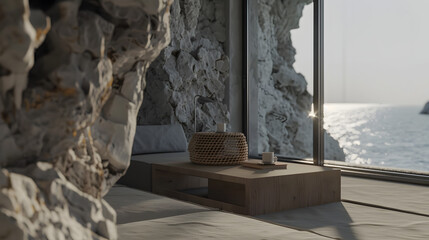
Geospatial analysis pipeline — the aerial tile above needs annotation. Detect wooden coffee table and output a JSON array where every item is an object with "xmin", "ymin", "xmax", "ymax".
[{"xmin": 152, "ymin": 160, "xmax": 340, "ymax": 215}]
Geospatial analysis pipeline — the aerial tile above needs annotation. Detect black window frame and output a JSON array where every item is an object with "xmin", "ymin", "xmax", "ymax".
[{"xmin": 242, "ymin": 0, "xmax": 429, "ymax": 185}]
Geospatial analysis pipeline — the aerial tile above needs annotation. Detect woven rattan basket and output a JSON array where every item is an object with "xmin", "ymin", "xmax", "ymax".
[{"xmin": 188, "ymin": 132, "xmax": 248, "ymax": 165}]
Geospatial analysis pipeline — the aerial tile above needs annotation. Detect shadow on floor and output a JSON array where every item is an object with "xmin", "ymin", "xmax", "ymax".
[
  {"xmin": 105, "ymin": 186, "xmax": 211, "ymax": 224},
  {"xmin": 257, "ymin": 202, "xmax": 357, "ymax": 240}
]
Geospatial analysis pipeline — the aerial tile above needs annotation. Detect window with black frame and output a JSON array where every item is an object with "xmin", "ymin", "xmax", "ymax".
[
  {"xmin": 247, "ymin": 0, "xmax": 336, "ymax": 163},
  {"xmin": 291, "ymin": 0, "xmax": 429, "ymax": 173}
]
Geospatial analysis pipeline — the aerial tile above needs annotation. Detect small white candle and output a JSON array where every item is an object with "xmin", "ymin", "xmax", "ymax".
[{"xmin": 216, "ymin": 123, "xmax": 226, "ymax": 132}]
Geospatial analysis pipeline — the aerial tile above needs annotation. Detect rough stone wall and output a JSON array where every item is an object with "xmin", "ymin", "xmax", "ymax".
[
  {"xmin": 257, "ymin": 0, "xmax": 345, "ymax": 160},
  {"xmin": 0, "ymin": 0, "xmax": 172, "ymax": 239},
  {"xmin": 137, "ymin": 0, "xmax": 230, "ymax": 140}
]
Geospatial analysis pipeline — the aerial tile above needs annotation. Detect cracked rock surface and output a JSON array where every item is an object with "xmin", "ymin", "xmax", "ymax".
[
  {"xmin": 0, "ymin": 0, "xmax": 172, "ymax": 239},
  {"xmin": 138, "ymin": 0, "xmax": 230, "ymax": 139},
  {"xmin": 257, "ymin": 0, "xmax": 345, "ymax": 160},
  {"xmin": 139, "ymin": 0, "xmax": 344, "ymax": 161}
]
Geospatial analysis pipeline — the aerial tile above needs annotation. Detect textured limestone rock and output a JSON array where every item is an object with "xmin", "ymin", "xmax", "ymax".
[
  {"xmin": 0, "ymin": 0, "xmax": 172, "ymax": 239},
  {"xmin": 138, "ymin": 0, "xmax": 230, "ymax": 140},
  {"xmin": 420, "ymin": 101, "xmax": 429, "ymax": 114},
  {"xmin": 0, "ymin": 163, "xmax": 117, "ymax": 239},
  {"xmin": 257, "ymin": 0, "xmax": 345, "ymax": 160}
]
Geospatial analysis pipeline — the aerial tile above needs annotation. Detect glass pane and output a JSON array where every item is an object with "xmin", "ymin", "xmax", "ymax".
[
  {"xmin": 319, "ymin": 0, "xmax": 429, "ymax": 172},
  {"xmin": 253, "ymin": 0, "xmax": 318, "ymax": 160}
]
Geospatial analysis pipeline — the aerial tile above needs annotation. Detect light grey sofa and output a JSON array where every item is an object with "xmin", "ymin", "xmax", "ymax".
[
  {"xmin": 118, "ymin": 152, "xmax": 189, "ymax": 191},
  {"xmin": 118, "ymin": 124, "xmax": 189, "ymax": 191}
]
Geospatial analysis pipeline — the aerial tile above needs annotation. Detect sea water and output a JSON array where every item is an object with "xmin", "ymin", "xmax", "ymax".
[{"xmin": 324, "ymin": 103, "xmax": 429, "ymax": 172}]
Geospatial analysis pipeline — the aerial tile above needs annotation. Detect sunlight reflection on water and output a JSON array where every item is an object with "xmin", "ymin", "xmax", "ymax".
[{"xmin": 324, "ymin": 103, "xmax": 429, "ymax": 172}]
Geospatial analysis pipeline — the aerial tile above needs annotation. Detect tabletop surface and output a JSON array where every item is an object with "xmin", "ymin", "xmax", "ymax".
[{"xmin": 153, "ymin": 159, "xmax": 339, "ymax": 180}]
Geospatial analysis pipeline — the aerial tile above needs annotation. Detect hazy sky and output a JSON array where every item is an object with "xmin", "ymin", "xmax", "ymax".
[{"xmin": 292, "ymin": 0, "xmax": 429, "ymax": 105}]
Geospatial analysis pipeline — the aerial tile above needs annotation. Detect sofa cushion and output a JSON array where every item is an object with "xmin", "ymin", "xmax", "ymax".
[
  {"xmin": 132, "ymin": 124, "xmax": 187, "ymax": 154},
  {"xmin": 118, "ymin": 152, "xmax": 190, "ymax": 191}
]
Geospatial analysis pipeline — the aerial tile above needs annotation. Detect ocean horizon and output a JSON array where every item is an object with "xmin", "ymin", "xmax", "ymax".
[{"xmin": 324, "ymin": 103, "xmax": 429, "ymax": 172}]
